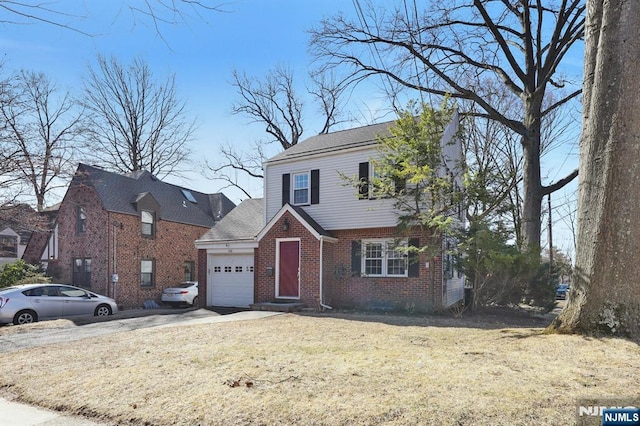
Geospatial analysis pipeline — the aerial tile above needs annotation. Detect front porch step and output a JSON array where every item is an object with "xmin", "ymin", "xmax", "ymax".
[{"xmin": 250, "ymin": 302, "xmax": 306, "ymax": 313}]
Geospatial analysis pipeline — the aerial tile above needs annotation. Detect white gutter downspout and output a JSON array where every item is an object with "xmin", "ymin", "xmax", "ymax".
[{"xmin": 319, "ymin": 237, "xmax": 333, "ymax": 310}]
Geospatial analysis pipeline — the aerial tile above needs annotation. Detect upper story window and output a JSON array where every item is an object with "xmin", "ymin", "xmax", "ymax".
[
  {"xmin": 76, "ymin": 206, "xmax": 87, "ymax": 234},
  {"xmin": 141, "ymin": 210, "xmax": 155, "ymax": 237},
  {"xmin": 359, "ymin": 161, "xmax": 406, "ymax": 200},
  {"xmin": 362, "ymin": 239, "xmax": 408, "ymax": 277},
  {"xmin": 282, "ymin": 170, "xmax": 319, "ymax": 207},
  {"xmin": 0, "ymin": 235, "xmax": 17, "ymax": 258},
  {"xmin": 293, "ymin": 172, "xmax": 310, "ymax": 205}
]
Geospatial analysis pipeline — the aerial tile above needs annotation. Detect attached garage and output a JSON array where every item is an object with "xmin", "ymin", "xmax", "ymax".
[
  {"xmin": 208, "ymin": 253, "xmax": 254, "ymax": 307},
  {"xmin": 194, "ymin": 198, "xmax": 263, "ymax": 309}
]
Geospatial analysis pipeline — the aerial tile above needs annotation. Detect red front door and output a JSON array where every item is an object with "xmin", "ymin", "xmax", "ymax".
[{"xmin": 278, "ymin": 240, "xmax": 300, "ymax": 298}]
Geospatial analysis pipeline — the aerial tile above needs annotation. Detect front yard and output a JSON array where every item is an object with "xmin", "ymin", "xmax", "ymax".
[{"xmin": 0, "ymin": 311, "xmax": 638, "ymax": 425}]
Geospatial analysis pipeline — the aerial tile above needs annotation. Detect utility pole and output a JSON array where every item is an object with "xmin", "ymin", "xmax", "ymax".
[{"xmin": 548, "ymin": 193, "xmax": 553, "ymax": 275}]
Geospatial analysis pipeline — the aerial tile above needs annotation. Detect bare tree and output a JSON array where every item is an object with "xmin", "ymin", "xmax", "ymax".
[
  {"xmin": 549, "ymin": 0, "xmax": 640, "ymax": 338},
  {"xmin": 205, "ymin": 66, "xmax": 348, "ymax": 196},
  {"xmin": 0, "ymin": 70, "xmax": 81, "ymax": 211},
  {"xmin": 310, "ymin": 0, "xmax": 584, "ymax": 251},
  {"xmin": 81, "ymin": 55, "xmax": 194, "ymax": 179},
  {"xmin": 0, "ymin": 71, "xmax": 23, "ymax": 212},
  {"xmin": 0, "ymin": 1, "xmax": 225, "ymax": 37},
  {"xmin": 463, "ymin": 77, "xmax": 580, "ymax": 246}
]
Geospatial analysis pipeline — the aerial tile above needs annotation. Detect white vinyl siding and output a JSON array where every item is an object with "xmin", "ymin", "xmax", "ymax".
[{"xmin": 264, "ymin": 147, "xmax": 398, "ymax": 230}]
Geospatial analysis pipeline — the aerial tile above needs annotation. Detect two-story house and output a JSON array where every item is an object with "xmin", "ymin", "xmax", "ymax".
[
  {"xmin": 197, "ymin": 111, "xmax": 465, "ymax": 312},
  {"xmin": 47, "ymin": 163, "xmax": 235, "ymax": 308}
]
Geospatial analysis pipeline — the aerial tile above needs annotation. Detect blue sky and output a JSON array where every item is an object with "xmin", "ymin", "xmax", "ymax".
[
  {"xmin": 1, "ymin": 0, "xmax": 581, "ymax": 257},
  {"xmin": 2, "ymin": 0, "xmax": 381, "ymax": 200}
]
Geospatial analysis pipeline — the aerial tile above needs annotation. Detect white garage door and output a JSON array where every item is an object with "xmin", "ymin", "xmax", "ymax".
[{"xmin": 208, "ymin": 254, "xmax": 254, "ymax": 307}]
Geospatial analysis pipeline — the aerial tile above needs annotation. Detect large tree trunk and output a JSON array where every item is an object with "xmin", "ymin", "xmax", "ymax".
[
  {"xmin": 520, "ymin": 97, "xmax": 544, "ymax": 251},
  {"xmin": 520, "ymin": 140, "xmax": 543, "ymax": 251},
  {"xmin": 548, "ymin": 0, "xmax": 640, "ymax": 339}
]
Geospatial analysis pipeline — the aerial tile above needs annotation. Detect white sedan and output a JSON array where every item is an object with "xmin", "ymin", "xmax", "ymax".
[{"xmin": 161, "ymin": 281, "xmax": 198, "ymax": 307}]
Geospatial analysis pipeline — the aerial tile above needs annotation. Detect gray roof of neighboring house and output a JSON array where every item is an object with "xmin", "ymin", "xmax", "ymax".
[
  {"xmin": 70, "ymin": 163, "xmax": 235, "ymax": 228},
  {"xmin": 266, "ymin": 120, "xmax": 395, "ymax": 163},
  {"xmin": 198, "ymin": 198, "xmax": 264, "ymax": 241}
]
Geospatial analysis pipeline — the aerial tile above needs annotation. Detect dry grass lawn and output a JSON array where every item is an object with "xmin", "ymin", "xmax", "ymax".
[{"xmin": 0, "ymin": 312, "xmax": 639, "ymax": 425}]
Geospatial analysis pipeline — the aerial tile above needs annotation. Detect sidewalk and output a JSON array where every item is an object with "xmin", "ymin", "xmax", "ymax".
[{"xmin": 0, "ymin": 398, "xmax": 105, "ymax": 426}]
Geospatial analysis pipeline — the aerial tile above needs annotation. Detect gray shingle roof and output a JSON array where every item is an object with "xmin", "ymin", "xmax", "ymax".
[
  {"xmin": 289, "ymin": 205, "xmax": 334, "ymax": 238},
  {"xmin": 198, "ymin": 198, "xmax": 263, "ymax": 241},
  {"xmin": 266, "ymin": 120, "xmax": 395, "ymax": 163},
  {"xmin": 71, "ymin": 164, "xmax": 234, "ymax": 228}
]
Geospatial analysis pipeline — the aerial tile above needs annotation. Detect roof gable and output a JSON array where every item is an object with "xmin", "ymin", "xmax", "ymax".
[
  {"xmin": 256, "ymin": 204, "xmax": 336, "ymax": 242},
  {"xmin": 197, "ymin": 198, "xmax": 264, "ymax": 242}
]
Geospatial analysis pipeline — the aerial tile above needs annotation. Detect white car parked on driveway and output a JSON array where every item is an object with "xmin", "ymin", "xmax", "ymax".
[
  {"xmin": 161, "ymin": 281, "xmax": 198, "ymax": 307},
  {"xmin": 0, "ymin": 283, "xmax": 118, "ymax": 325}
]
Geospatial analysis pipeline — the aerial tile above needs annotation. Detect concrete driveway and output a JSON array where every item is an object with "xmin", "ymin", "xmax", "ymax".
[{"xmin": 0, "ymin": 308, "xmax": 281, "ymax": 353}]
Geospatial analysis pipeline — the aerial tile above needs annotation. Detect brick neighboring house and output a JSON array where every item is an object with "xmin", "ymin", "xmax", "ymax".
[
  {"xmin": 197, "ymin": 111, "xmax": 465, "ymax": 312},
  {"xmin": 47, "ymin": 163, "xmax": 235, "ymax": 309}
]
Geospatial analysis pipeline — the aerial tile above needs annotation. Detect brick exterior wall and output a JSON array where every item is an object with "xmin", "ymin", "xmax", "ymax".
[
  {"xmin": 255, "ymin": 211, "xmax": 321, "ymax": 304},
  {"xmin": 48, "ymin": 183, "xmax": 110, "ymax": 296},
  {"xmin": 255, "ymin": 212, "xmax": 444, "ymax": 313},
  {"xmin": 50, "ymin": 184, "xmax": 209, "ymax": 309},
  {"xmin": 325, "ymin": 227, "xmax": 442, "ymax": 312},
  {"xmin": 197, "ymin": 248, "xmax": 207, "ymax": 308}
]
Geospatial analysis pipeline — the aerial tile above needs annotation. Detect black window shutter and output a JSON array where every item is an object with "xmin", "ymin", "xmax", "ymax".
[
  {"xmin": 351, "ymin": 240, "xmax": 362, "ymax": 276},
  {"xmin": 282, "ymin": 173, "xmax": 290, "ymax": 206},
  {"xmin": 394, "ymin": 176, "xmax": 406, "ymax": 194},
  {"xmin": 311, "ymin": 169, "xmax": 320, "ymax": 205},
  {"xmin": 408, "ymin": 238, "xmax": 420, "ymax": 277},
  {"xmin": 358, "ymin": 162, "xmax": 369, "ymax": 199}
]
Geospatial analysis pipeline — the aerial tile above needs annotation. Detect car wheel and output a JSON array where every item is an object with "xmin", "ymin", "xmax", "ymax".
[
  {"xmin": 13, "ymin": 310, "xmax": 38, "ymax": 325},
  {"xmin": 94, "ymin": 304, "xmax": 112, "ymax": 316},
  {"xmin": 191, "ymin": 296, "xmax": 198, "ymax": 307}
]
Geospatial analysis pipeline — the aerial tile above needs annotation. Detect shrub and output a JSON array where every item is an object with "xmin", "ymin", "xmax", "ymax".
[
  {"xmin": 461, "ymin": 222, "xmax": 539, "ymax": 310},
  {"xmin": 0, "ymin": 260, "xmax": 50, "ymax": 288}
]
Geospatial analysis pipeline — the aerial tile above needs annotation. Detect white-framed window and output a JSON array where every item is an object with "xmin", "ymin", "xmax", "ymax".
[
  {"xmin": 141, "ymin": 210, "xmax": 155, "ymax": 237},
  {"xmin": 362, "ymin": 239, "xmax": 408, "ymax": 277},
  {"xmin": 292, "ymin": 171, "xmax": 310, "ymax": 205},
  {"xmin": 76, "ymin": 206, "xmax": 87, "ymax": 234},
  {"xmin": 184, "ymin": 261, "xmax": 195, "ymax": 281},
  {"xmin": 141, "ymin": 259, "xmax": 155, "ymax": 287}
]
